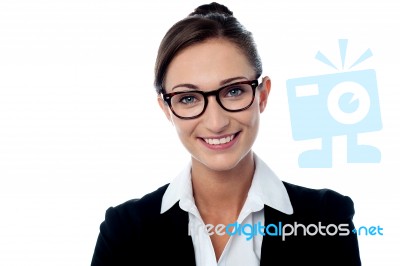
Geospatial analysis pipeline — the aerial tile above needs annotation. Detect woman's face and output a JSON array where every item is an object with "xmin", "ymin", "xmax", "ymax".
[{"xmin": 158, "ymin": 38, "xmax": 270, "ymax": 172}]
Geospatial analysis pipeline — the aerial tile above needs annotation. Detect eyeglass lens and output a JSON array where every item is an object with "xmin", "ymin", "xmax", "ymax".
[{"xmin": 170, "ymin": 83, "xmax": 254, "ymax": 118}]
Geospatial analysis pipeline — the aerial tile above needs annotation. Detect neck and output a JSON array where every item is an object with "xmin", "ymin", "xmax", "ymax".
[{"xmin": 191, "ymin": 152, "xmax": 255, "ymax": 219}]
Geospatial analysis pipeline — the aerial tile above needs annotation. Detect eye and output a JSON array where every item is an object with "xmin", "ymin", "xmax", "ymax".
[
  {"xmin": 175, "ymin": 93, "xmax": 201, "ymax": 105},
  {"xmin": 226, "ymin": 86, "xmax": 243, "ymax": 97},
  {"xmin": 180, "ymin": 96, "xmax": 197, "ymax": 104}
]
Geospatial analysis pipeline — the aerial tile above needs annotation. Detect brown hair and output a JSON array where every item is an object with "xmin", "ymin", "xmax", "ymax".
[{"xmin": 154, "ymin": 2, "xmax": 263, "ymax": 94}]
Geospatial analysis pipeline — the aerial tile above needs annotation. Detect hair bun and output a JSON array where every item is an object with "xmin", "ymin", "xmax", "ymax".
[{"xmin": 189, "ymin": 2, "xmax": 233, "ymax": 17}]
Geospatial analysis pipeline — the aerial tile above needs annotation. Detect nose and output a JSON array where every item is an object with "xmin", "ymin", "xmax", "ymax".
[{"xmin": 202, "ymin": 96, "xmax": 229, "ymax": 133}]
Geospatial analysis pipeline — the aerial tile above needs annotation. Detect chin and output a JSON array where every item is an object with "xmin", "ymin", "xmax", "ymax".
[{"xmin": 193, "ymin": 151, "xmax": 250, "ymax": 172}]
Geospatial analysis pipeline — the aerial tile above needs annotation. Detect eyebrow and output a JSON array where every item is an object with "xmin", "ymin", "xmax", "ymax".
[{"xmin": 171, "ymin": 76, "xmax": 248, "ymax": 91}]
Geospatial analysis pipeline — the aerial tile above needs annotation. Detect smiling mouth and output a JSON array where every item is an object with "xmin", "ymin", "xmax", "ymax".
[{"xmin": 202, "ymin": 132, "xmax": 239, "ymax": 145}]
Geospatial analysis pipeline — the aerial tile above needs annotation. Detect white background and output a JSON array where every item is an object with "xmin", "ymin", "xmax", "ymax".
[{"xmin": 0, "ymin": 0, "xmax": 399, "ymax": 265}]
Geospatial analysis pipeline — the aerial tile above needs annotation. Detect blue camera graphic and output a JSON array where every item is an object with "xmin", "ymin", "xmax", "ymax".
[{"xmin": 286, "ymin": 40, "xmax": 382, "ymax": 168}]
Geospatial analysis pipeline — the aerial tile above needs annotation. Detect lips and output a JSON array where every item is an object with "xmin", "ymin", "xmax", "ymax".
[
  {"xmin": 203, "ymin": 134, "xmax": 235, "ymax": 145},
  {"xmin": 200, "ymin": 132, "xmax": 240, "ymax": 149}
]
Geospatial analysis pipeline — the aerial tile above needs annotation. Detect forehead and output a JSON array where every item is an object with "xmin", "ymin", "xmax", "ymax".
[{"xmin": 164, "ymin": 38, "xmax": 254, "ymax": 91}]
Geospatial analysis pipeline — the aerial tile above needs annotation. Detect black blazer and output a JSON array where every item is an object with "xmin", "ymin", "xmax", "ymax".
[{"xmin": 91, "ymin": 182, "xmax": 361, "ymax": 265}]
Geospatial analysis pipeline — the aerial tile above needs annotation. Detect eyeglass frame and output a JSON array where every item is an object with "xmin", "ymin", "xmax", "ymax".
[{"xmin": 160, "ymin": 79, "xmax": 259, "ymax": 120}]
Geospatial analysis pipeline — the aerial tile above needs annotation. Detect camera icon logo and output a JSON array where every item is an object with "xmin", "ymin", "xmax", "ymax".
[{"xmin": 286, "ymin": 39, "xmax": 382, "ymax": 168}]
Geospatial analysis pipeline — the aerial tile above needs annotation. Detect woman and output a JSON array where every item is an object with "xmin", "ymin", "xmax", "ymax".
[{"xmin": 91, "ymin": 2, "xmax": 361, "ymax": 265}]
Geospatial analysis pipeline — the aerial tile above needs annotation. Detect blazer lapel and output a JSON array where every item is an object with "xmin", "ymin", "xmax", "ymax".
[{"xmin": 159, "ymin": 202, "xmax": 196, "ymax": 265}]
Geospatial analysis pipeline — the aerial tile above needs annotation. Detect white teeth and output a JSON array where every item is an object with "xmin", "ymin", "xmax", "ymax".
[{"xmin": 204, "ymin": 134, "xmax": 235, "ymax": 145}]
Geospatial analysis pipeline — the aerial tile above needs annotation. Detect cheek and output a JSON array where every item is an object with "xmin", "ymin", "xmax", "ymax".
[
  {"xmin": 240, "ymin": 106, "xmax": 260, "ymax": 127},
  {"xmin": 173, "ymin": 118, "xmax": 196, "ymax": 138},
  {"xmin": 248, "ymin": 115, "xmax": 260, "ymax": 134},
  {"xmin": 244, "ymin": 111, "xmax": 260, "ymax": 142}
]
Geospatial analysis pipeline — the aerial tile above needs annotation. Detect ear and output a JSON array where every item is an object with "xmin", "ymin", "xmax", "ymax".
[
  {"xmin": 157, "ymin": 96, "xmax": 173, "ymax": 123},
  {"xmin": 258, "ymin": 76, "xmax": 271, "ymax": 113}
]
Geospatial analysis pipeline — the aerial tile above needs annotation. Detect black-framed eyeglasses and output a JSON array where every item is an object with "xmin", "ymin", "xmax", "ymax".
[{"xmin": 161, "ymin": 80, "xmax": 259, "ymax": 120}]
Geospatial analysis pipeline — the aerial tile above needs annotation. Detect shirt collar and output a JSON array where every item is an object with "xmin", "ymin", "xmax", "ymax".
[
  {"xmin": 160, "ymin": 161, "xmax": 194, "ymax": 214},
  {"xmin": 160, "ymin": 153, "xmax": 293, "ymax": 215},
  {"xmin": 248, "ymin": 154, "xmax": 293, "ymax": 214}
]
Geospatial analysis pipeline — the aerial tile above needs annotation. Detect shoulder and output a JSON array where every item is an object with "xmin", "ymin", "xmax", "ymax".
[
  {"xmin": 106, "ymin": 183, "xmax": 170, "ymax": 223},
  {"xmin": 91, "ymin": 184, "xmax": 173, "ymax": 265},
  {"xmin": 263, "ymin": 181, "xmax": 361, "ymax": 265},
  {"xmin": 282, "ymin": 181, "xmax": 355, "ymax": 221},
  {"xmin": 99, "ymin": 183, "xmax": 170, "ymax": 242}
]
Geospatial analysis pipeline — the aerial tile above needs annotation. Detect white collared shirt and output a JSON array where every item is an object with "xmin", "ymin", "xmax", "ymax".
[{"xmin": 161, "ymin": 154, "xmax": 293, "ymax": 266}]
